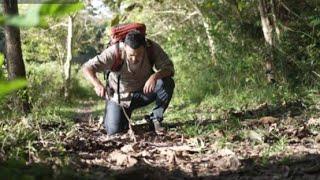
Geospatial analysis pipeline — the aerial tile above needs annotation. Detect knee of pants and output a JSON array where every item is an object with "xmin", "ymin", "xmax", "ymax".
[
  {"xmin": 155, "ymin": 77, "xmax": 175, "ymax": 92},
  {"xmin": 104, "ymin": 101, "xmax": 124, "ymax": 135},
  {"xmin": 166, "ymin": 77, "xmax": 175, "ymax": 90},
  {"xmin": 106, "ymin": 123, "xmax": 122, "ymax": 135},
  {"xmin": 104, "ymin": 115, "xmax": 123, "ymax": 135}
]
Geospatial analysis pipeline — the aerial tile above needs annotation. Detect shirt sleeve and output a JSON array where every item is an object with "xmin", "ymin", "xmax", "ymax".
[
  {"xmin": 151, "ymin": 41, "xmax": 175, "ymax": 76},
  {"xmin": 82, "ymin": 45, "xmax": 117, "ymax": 72}
]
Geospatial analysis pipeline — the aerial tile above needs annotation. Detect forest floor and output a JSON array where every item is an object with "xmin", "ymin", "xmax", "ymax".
[
  {"xmin": 58, "ymin": 99, "xmax": 320, "ymax": 179},
  {"xmin": 1, "ymin": 98, "xmax": 320, "ymax": 179}
]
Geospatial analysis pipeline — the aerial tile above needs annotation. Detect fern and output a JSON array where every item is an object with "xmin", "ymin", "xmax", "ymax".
[{"xmin": 309, "ymin": 16, "xmax": 320, "ymax": 26}]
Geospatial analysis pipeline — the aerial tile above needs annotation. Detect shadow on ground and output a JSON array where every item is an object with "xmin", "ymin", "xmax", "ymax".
[
  {"xmin": 1, "ymin": 153, "xmax": 320, "ymax": 179},
  {"xmin": 229, "ymin": 100, "xmax": 306, "ymax": 119}
]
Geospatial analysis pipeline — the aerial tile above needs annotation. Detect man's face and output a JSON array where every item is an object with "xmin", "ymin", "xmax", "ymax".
[{"xmin": 124, "ymin": 45, "xmax": 145, "ymax": 65}]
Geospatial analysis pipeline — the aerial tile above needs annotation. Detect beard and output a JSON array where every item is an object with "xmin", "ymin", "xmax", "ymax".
[{"xmin": 127, "ymin": 58, "xmax": 143, "ymax": 73}]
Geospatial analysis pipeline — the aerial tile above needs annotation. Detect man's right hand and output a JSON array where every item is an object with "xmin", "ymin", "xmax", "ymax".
[
  {"xmin": 94, "ymin": 84, "xmax": 106, "ymax": 98},
  {"xmin": 82, "ymin": 65, "xmax": 106, "ymax": 98}
]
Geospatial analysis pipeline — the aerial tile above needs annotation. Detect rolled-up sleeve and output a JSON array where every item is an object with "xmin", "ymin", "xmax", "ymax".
[
  {"xmin": 152, "ymin": 42, "xmax": 175, "ymax": 76},
  {"xmin": 82, "ymin": 45, "xmax": 116, "ymax": 72}
]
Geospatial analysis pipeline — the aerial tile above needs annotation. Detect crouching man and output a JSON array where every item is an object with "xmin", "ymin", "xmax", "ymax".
[{"xmin": 82, "ymin": 30, "xmax": 175, "ymax": 135}]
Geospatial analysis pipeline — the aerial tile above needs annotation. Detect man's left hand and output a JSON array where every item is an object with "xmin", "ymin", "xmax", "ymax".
[{"xmin": 143, "ymin": 74, "xmax": 157, "ymax": 94}]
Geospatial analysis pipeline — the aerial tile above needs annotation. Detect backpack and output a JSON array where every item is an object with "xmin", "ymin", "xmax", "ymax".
[{"xmin": 105, "ymin": 23, "xmax": 155, "ymax": 103}]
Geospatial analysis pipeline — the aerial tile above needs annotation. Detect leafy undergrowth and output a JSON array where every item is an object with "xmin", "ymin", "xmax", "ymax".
[{"xmin": 1, "ymin": 96, "xmax": 320, "ymax": 179}]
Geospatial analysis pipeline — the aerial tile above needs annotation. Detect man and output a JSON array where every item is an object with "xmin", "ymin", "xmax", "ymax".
[{"xmin": 82, "ymin": 30, "xmax": 175, "ymax": 135}]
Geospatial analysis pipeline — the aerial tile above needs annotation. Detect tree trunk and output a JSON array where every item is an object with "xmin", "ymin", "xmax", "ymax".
[
  {"xmin": 188, "ymin": 0, "xmax": 217, "ymax": 65},
  {"xmin": 64, "ymin": 15, "xmax": 73, "ymax": 100},
  {"xmin": 270, "ymin": 0, "xmax": 281, "ymax": 40},
  {"xmin": 258, "ymin": 0, "xmax": 276, "ymax": 83},
  {"xmin": 3, "ymin": 0, "xmax": 31, "ymax": 113}
]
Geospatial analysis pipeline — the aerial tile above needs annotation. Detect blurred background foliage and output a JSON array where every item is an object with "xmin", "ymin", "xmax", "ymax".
[
  {"xmin": 0, "ymin": 0, "xmax": 319, "ymax": 114},
  {"xmin": 0, "ymin": 1, "xmax": 318, "ymax": 176}
]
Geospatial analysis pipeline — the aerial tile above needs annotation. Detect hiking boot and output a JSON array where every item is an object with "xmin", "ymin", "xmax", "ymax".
[
  {"xmin": 152, "ymin": 119, "xmax": 165, "ymax": 135},
  {"xmin": 144, "ymin": 115, "xmax": 153, "ymax": 131},
  {"xmin": 144, "ymin": 115, "xmax": 165, "ymax": 135}
]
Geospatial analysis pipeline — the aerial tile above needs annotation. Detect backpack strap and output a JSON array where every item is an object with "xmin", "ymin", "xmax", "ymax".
[
  {"xmin": 105, "ymin": 43, "xmax": 123, "ymax": 104},
  {"xmin": 111, "ymin": 43, "xmax": 123, "ymax": 71},
  {"xmin": 105, "ymin": 40, "xmax": 154, "ymax": 105},
  {"xmin": 117, "ymin": 74, "xmax": 121, "ymax": 104},
  {"xmin": 146, "ymin": 39, "xmax": 155, "ymax": 67}
]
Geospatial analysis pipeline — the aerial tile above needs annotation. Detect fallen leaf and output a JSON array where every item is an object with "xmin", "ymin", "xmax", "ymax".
[
  {"xmin": 268, "ymin": 123, "xmax": 278, "ymax": 133},
  {"xmin": 259, "ymin": 116, "xmax": 279, "ymax": 125},
  {"xmin": 307, "ymin": 117, "xmax": 320, "ymax": 126},
  {"xmin": 139, "ymin": 150, "xmax": 151, "ymax": 157},
  {"xmin": 109, "ymin": 151, "xmax": 128, "ymax": 166},
  {"xmin": 98, "ymin": 116, "xmax": 104, "ymax": 124},
  {"xmin": 212, "ymin": 130, "xmax": 224, "ymax": 138},
  {"xmin": 215, "ymin": 155, "xmax": 240, "ymax": 171},
  {"xmin": 168, "ymin": 150, "xmax": 177, "ymax": 165},
  {"xmin": 127, "ymin": 156, "xmax": 138, "ymax": 167},
  {"xmin": 217, "ymin": 148, "xmax": 235, "ymax": 156},
  {"xmin": 121, "ymin": 144, "xmax": 135, "ymax": 153},
  {"xmin": 315, "ymin": 134, "xmax": 320, "ymax": 143},
  {"xmin": 245, "ymin": 130, "xmax": 263, "ymax": 143},
  {"xmin": 108, "ymin": 150, "xmax": 138, "ymax": 167}
]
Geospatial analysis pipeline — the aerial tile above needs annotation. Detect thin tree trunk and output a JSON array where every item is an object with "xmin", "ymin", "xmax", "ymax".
[
  {"xmin": 3, "ymin": 0, "xmax": 30, "ymax": 113},
  {"xmin": 258, "ymin": 0, "xmax": 276, "ymax": 83},
  {"xmin": 188, "ymin": 0, "xmax": 217, "ymax": 65},
  {"xmin": 258, "ymin": 0, "xmax": 274, "ymax": 47},
  {"xmin": 64, "ymin": 15, "xmax": 73, "ymax": 100},
  {"xmin": 271, "ymin": 0, "xmax": 281, "ymax": 41}
]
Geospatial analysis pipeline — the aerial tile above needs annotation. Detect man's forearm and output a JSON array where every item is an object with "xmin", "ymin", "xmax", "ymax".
[
  {"xmin": 82, "ymin": 66, "xmax": 104, "ymax": 88},
  {"xmin": 153, "ymin": 69, "xmax": 173, "ymax": 80}
]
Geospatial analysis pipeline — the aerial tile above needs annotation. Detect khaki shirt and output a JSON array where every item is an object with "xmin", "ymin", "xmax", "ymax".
[{"xmin": 83, "ymin": 40, "xmax": 174, "ymax": 107}]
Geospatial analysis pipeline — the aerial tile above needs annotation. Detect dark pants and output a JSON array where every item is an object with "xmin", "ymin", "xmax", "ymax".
[{"xmin": 104, "ymin": 77, "xmax": 175, "ymax": 135}]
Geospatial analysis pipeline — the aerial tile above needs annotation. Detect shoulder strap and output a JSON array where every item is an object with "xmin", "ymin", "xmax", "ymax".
[
  {"xmin": 111, "ymin": 43, "xmax": 124, "ymax": 72},
  {"xmin": 146, "ymin": 39, "xmax": 155, "ymax": 66}
]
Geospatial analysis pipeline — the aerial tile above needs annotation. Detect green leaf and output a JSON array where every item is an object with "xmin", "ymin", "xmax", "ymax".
[
  {"xmin": 0, "ymin": 15, "xmax": 5, "ymax": 26},
  {"xmin": 0, "ymin": 54, "xmax": 4, "ymax": 66},
  {"xmin": 0, "ymin": 54, "xmax": 4, "ymax": 80},
  {"xmin": 0, "ymin": 79, "xmax": 27, "ymax": 99},
  {"xmin": 6, "ymin": 5, "xmax": 41, "ymax": 27},
  {"xmin": 111, "ymin": 14, "xmax": 120, "ymax": 26},
  {"xmin": 39, "ymin": 2, "xmax": 84, "ymax": 17},
  {"xmin": 310, "ymin": 18, "xmax": 320, "ymax": 27},
  {"xmin": 124, "ymin": 3, "xmax": 143, "ymax": 12},
  {"xmin": 237, "ymin": 1, "xmax": 246, "ymax": 12}
]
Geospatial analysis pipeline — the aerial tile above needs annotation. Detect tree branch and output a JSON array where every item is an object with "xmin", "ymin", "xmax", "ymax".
[{"xmin": 180, "ymin": 11, "xmax": 199, "ymax": 24}]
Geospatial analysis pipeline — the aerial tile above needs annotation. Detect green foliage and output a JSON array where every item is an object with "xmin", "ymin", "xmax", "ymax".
[
  {"xmin": 0, "ymin": 54, "xmax": 4, "ymax": 79},
  {"xmin": 6, "ymin": 5, "xmax": 41, "ymax": 27},
  {"xmin": 0, "ymin": 80, "xmax": 27, "ymax": 100},
  {"xmin": 182, "ymin": 123, "xmax": 216, "ymax": 137},
  {"xmin": 309, "ymin": 15, "xmax": 320, "ymax": 27},
  {"xmin": 128, "ymin": 0, "xmax": 320, "ymax": 112},
  {"xmin": 4, "ymin": 2, "xmax": 84, "ymax": 28},
  {"xmin": 0, "ymin": 1, "xmax": 84, "ymax": 101},
  {"xmin": 0, "ymin": 15, "xmax": 5, "ymax": 25},
  {"xmin": 110, "ymin": 14, "xmax": 120, "ymax": 26},
  {"xmin": 39, "ymin": 2, "xmax": 84, "ymax": 17},
  {"xmin": 26, "ymin": 62, "xmax": 94, "ymax": 109},
  {"xmin": 261, "ymin": 136, "xmax": 288, "ymax": 166},
  {"xmin": 0, "ymin": 54, "xmax": 27, "ymax": 100}
]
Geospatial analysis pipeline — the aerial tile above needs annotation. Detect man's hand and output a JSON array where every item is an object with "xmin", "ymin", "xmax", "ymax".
[
  {"xmin": 82, "ymin": 65, "xmax": 106, "ymax": 98},
  {"xmin": 143, "ymin": 74, "xmax": 157, "ymax": 94},
  {"xmin": 94, "ymin": 84, "xmax": 106, "ymax": 98}
]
